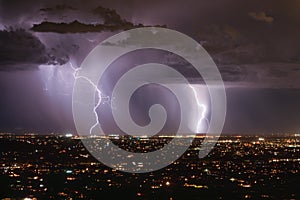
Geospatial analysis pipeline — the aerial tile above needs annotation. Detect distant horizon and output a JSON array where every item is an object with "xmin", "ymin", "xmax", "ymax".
[{"xmin": 0, "ymin": 131, "xmax": 299, "ymax": 137}]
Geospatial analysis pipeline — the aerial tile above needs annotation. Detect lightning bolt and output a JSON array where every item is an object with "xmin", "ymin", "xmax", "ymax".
[
  {"xmin": 86, "ymin": 38, "xmax": 97, "ymax": 43},
  {"xmin": 40, "ymin": 64, "xmax": 73, "ymax": 95},
  {"xmin": 189, "ymin": 85, "xmax": 208, "ymax": 133},
  {"xmin": 69, "ymin": 62, "xmax": 109, "ymax": 135},
  {"xmin": 39, "ymin": 65, "xmax": 55, "ymax": 92},
  {"xmin": 189, "ymin": 84, "xmax": 217, "ymax": 159}
]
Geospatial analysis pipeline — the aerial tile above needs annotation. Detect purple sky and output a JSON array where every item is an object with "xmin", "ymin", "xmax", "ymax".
[{"xmin": 0, "ymin": 0, "xmax": 300, "ymax": 134}]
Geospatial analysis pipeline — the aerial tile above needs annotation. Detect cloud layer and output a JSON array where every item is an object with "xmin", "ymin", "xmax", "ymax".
[
  {"xmin": 1, "ymin": 0, "xmax": 300, "ymax": 88},
  {"xmin": 0, "ymin": 2, "xmax": 154, "ymax": 70},
  {"xmin": 0, "ymin": 28, "xmax": 48, "ymax": 70}
]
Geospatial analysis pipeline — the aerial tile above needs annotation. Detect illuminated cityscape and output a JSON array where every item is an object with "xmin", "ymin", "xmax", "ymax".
[{"xmin": 0, "ymin": 134, "xmax": 299, "ymax": 199}]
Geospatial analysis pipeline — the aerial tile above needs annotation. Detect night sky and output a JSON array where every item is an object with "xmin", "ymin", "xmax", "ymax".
[{"xmin": 1, "ymin": 0, "xmax": 300, "ymax": 134}]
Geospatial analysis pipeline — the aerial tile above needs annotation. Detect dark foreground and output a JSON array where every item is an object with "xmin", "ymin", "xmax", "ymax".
[{"xmin": 0, "ymin": 134, "xmax": 299, "ymax": 200}]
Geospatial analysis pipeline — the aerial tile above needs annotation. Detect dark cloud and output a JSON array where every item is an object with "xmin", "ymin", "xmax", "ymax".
[
  {"xmin": 31, "ymin": 4, "xmax": 167, "ymax": 33},
  {"xmin": 0, "ymin": 28, "xmax": 48, "ymax": 70},
  {"xmin": 0, "ymin": 28, "xmax": 74, "ymax": 70},
  {"xmin": 200, "ymin": 21, "xmax": 300, "ymax": 65},
  {"xmin": 40, "ymin": 4, "xmax": 77, "ymax": 12},
  {"xmin": 1, "ymin": 0, "xmax": 300, "ymax": 76},
  {"xmin": 31, "ymin": 20, "xmax": 144, "ymax": 33},
  {"xmin": 92, "ymin": 6, "xmax": 127, "ymax": 25},
  {"xmin": 47, "ymin": 43, "xmax": 79, "ymax": 65},
  {"xmin": 248, "ymin": 11, "xmax": 274, "ymax": 23},
  {"xmin": 188, "ymin": 1, "xmax": 300, "ymax": 88},
  {"xmin": 197, "ymin": 25, "xmax": 241, "ymax": 53}
]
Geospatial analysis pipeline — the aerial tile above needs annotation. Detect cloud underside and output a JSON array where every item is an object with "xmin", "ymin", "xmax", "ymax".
[
  {"xmin": 0, "ymin": 28, "xmax": 78, "ymax": 70},
  {"xmin": 0, "ymin": 29, "xmax": 48, "ymax": 70},
  {"xmin": 0, "ymin": 4, "xmax": 154, "ymax": 70},
  {"xmin": 31, "ymin": 20, "xmax": 146, "ymax": 33},
  {"xmin": 31, "ymin": 5, "xmax": 147, "ymax": 33},
  {"xmin": 30, "ymin": 5, "xmax": 165, "ymax": 33}
]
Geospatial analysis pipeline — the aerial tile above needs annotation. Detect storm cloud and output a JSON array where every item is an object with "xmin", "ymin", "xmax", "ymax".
[
  {"xmin": 1, "ymin": 0, "xmax": 300, "ymax": 133},
  {"xmin": 31, "ymin": 5, "xmax": 152, "ymax": 33},
  {"xmin": 0, "ymin": 28, "xmax": 79, "ymax": 70},
  {"xmin": 0, "ymin": 28, "xmax": 49, "ymax": 70}
]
